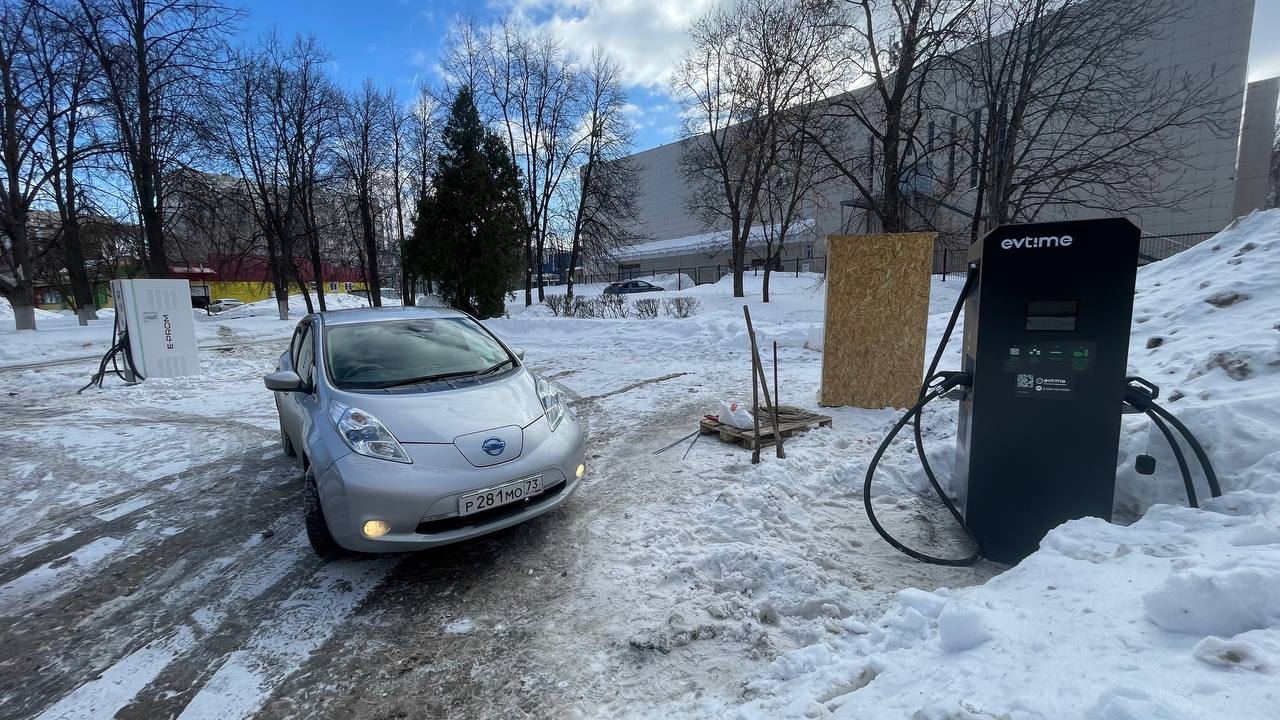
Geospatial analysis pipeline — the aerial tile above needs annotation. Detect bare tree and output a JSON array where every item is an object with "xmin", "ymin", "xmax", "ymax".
[
  {"xmin": 50, "ymin": 0, "xmax": 239, "ymax": 281},
  {"xmin": 674, "ymin": 0, "xmax": 844, "ymax": 298},
  {"xmin": 336, "ymin": 79, "xmax": 392, "ymax": 307},
  {"xmin": 565, "ymin": 48, "xmax": 644, "ymax": 302},
  {"xmin": 958, "ymin": 0, "xmax": 1235, "ymax": 236},
  {"xmin": 0, "ymin": 1, "xmax": 55, "ymax": 330},
  {"xmin": 202, "ymin": 33, "xmax": 333, "ymax": 320},
  {"xmin": 475, "ymin": 22, "xmax": 582, "ymax": 306},
  {"xmin": 386, "ymin": 91, "xmax": 415, "ymax": 303},
  {"xmin": 758, "ymin": 109, "xmax": 824, "ymax": 303},
  {"xmin": 811, "ymin": 0, "xmax": 972, "ymax": 236},
  {"xmin": 405, "ymin": 82, "xmax": 440, "ymax": 298},
  {"xmin": 30, "ymin": 2, "xmax": 103, "ymax": 324}
]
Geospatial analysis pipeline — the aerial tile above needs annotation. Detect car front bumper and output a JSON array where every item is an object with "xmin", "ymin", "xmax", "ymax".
[{"xmin": 314, "ymin": 415, "xmax": 586, "ymax": 553}]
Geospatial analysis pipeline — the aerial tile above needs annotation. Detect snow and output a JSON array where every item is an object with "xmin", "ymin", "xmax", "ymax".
[{"xmin": 1, "ymin": 210, "xmax": 1277, "ymax": 718}]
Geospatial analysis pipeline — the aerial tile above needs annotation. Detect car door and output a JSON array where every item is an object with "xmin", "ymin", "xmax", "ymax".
[
  {"xmin": 279, "ymin": 320, "xmax": 313, "ymax": 449},
  {"xmin": 289, "ymin": 322, "xmax": 322, "ymax": 457}
]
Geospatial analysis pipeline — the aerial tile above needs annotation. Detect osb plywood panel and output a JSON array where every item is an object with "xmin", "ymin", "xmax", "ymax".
[{"xmin": 820, "ymin": 232, "xmax": 935, "ymax": 409}]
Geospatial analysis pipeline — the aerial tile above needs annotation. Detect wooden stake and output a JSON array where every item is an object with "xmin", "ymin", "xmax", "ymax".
[
  {"xmin": 773, "ymin": 340, "xmax": 780, "ymax": 409},
  {"xmin": 743, "ymin": 306, "xmax": 784, "ymax": 459},
  {"xmin": 751, "ymin": 317, "xmax": 761, "ymax": 464}
]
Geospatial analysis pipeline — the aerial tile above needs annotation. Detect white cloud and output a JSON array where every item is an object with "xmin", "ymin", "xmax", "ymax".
[{"xmin": 505, "ymin": 0, "xmax": 717, "ymax": 89}]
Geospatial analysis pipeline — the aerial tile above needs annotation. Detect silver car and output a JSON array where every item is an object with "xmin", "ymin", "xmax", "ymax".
[{"xmin": 264, "ymin": 306, "xmax": 586, "ymax": 557}]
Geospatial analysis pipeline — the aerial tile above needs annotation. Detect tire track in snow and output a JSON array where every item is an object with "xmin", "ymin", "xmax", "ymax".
[
  {"xmin": 0, "ymin": 451, "xmax": 301, "ymax": 718},
  {"xmin": 175, "ymin": 557, "xmax": 396, "ymax": 720},
  {"xmin": 31, "ymin": 532, "xmax": 308, "ymax": 720},
  {"xmin": 0, "ymin": 536, "xmax": 130, "ymax": 616}
]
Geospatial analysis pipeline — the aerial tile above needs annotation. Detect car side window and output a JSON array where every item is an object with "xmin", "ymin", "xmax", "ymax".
[
  {"xmin": 290, "ymin": 325, "xmax": 306, "ymax": 368},
  {"xmin": 295, "ymin": 324, "xmax": 315, "ymax": 388}
]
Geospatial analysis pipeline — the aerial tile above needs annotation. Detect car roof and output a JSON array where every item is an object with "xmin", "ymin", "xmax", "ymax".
[{"xmin": 316, "ymin": 305, "xmax": 469, "ymax": 327}]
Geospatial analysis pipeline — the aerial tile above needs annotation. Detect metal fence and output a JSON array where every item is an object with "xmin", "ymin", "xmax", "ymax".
[
  {"xmin": 540, "ymin": 229, "xmax": 1218, "ymax": 291},
  {"xmin": 1138, "ymin": 231, "xmax": 1218, "ymax": 264}
]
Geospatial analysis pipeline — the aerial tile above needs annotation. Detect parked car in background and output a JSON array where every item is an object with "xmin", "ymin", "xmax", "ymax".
[
  {"xmin": 207, "ymin": 298, "xmax": 245, "ymax": 313},
  {"xmin": 264, "ymin": 306, "xmax": 587, "ymax": 558},
  {"xmin": 602, "ymin": 280, "xmax": 664, "ymax": 295}
]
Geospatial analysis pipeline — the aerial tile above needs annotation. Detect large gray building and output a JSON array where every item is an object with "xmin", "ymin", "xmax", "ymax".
[{"xmin": 607, "ymin": 0, "xmax": 1275, "ymax": 282}]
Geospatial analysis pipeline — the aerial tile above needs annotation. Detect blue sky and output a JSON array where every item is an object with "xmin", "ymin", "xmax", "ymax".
[
  {"xmin": 241, "ymin": 0, "xmax": 1280, "ymax": 156},
  {"xmin": 239, "ymin": 0, "xmax": 706, "ymax": 151}
]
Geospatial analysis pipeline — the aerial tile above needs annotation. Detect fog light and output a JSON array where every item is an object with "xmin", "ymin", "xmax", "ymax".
[
  {"xmin": 576, "ymin": 463, "xmax": 586, "ymax": 479},
  {"xmin": 362, "ymin": 520, "xmax": 390, "ymax": 538}
]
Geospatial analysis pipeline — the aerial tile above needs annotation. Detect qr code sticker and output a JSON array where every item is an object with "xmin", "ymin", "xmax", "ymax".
[{"xmin": 1017, "ymin": 373, "xmax": 1035, "ymax": 389}]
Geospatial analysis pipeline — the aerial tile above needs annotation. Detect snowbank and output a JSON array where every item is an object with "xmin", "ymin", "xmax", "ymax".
[
  {"xmin": 0, "ymin": 298, "xmax": 64, "ymax": 322},
  {"xmin": 210, "ymin": 291, "xmax": 383, "ymax": 319},
  {"xmin": 737, "ymin": 210, "xmax": 1280, "ymax": 719},
  {"xmin": 740, "ymin": 492, "xmax": 1280, "ymax": 719}
]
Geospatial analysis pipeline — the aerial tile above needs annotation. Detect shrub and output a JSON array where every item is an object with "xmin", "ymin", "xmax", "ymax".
[
  {"xmin": 634, "ymin": 298, "xmax": 660, "ymax": 319},
  {"xmin": 545, "ymin": 294, "xmax": 568, "ymax": 316},
  {"xmin": 568, "ymin": 296, "xmax": 593, "ymax": 318},
  {"xmin": 664, "ymin": 296, "xmax": 701, "ymax": 318},
  {"xmin": 600, "ymin": 293, "xmax": 629, "ymax": 318}
]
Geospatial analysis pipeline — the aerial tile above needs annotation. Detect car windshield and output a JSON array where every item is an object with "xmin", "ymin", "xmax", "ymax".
[{"xmin": 324, "ymin": 317, "xmax": 512, "ymax": 389}]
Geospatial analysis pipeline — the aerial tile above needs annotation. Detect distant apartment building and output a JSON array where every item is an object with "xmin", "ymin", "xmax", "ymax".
[
  {"xmin": 607, "ymin": 0, "xmax": 1275, "ymax": 282},
  {"xmin": 164, "ymin": 170, "xmax": 383, "ymax": 305}
]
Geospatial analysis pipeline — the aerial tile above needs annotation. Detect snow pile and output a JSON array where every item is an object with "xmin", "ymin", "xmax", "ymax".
[
  {"xmin": 737, "ymin": 210, "xmax": 1280, "ymax": 720},
  {"xmin": 209, "ymin": 292, "xmax": 380, "ymax": 319},
  {"xmin": 1116, "ymin": 210, "xmax": 1280, "ymax": 512},
  {"xmin": 0, "ymin": 298, "xmax": 66, "ymax": 322},
  {"xmin": 740, "ymin": 492, "xmax": 1280, "ymax": 719}
]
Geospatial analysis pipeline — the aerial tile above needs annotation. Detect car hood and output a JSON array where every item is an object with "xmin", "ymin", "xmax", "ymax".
[{"xmin": 329, "ymin": 370, "xmax": 546, "ymax": 444}]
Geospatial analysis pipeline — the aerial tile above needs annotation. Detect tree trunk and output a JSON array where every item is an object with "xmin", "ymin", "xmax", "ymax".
[
  {"xmin": 309, "ymin": 238, "xmax": 327, "ymax": 312},
  {"xmin": 62, "ymin": 219, "xmax": 97, "ymax": 325},
  {"xmin": 535, "ymin": 241, "xmax": 546, "ymax": 303},
  {"xmin": 291, "ymin": 256, "xmax": 314, "ymax": 315},
  {"xmin": 732, "ymin": 231, "xmax": 746, "ymax": 298},
  {"xmin": 523, "ymin": 234, "xmax": 533, "ymax": 306},
  {"xmin": 359, "ymin": 198, "xmax": 382, "ymax": 307},
  {"xmin": 565, "ymin": 243, "xmax": 580, "ymax": 303},
  {"xmin": 762, "ymin": 264, "xmax": 771, "ymax": 303},
  {"xmin": 5, "ymin": 222, "xmax": 37, "ymax": 331}
]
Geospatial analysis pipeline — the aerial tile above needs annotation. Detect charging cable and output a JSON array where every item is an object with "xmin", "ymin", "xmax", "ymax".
[
  {"xmin": 78, "ymin": 312, "xmax": 144, "ymax": 394},
  {"xmin": 862, "ymin": 263, "xmax": 982, "ymax": 567},
  {"xmin": 1123, "ymin": 376, "xmax": 1220, "ymax": 504}
]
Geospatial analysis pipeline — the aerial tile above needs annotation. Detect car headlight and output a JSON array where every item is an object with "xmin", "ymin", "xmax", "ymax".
[
  {"xmin": 535, "ymin": 376, "xmax": 566, "ymax": 431},
  {"xmin": 328, "ymin": 401, "xmax": 411, "ymax": 463}
]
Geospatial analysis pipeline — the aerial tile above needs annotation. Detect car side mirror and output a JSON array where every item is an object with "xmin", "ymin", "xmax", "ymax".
[
  {"xmin": 265, "ymin": 370, "xmax": 304, "ymax": 392},
  {"xmin": 511, "ymin": 347, "xmax": 526, "ymax": 361}
]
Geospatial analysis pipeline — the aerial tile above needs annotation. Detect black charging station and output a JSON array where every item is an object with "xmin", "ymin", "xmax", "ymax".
[
  {"xmin": 952, "ymin": 219, "xmax": 1139, "ymax": 563},
  {"xmin": 863, "ymin": 217, "xmax": 1219, "ymax": 567}
]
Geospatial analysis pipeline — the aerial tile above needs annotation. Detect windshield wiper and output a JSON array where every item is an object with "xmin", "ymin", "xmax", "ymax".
[
  {"xmin": 370, "ymin": 359, "xmax": 514, "ymax": 390},
  {"xmin": 475, "ymin": 358, "xmax": 514, "ymax": 377},
  {"xmin": 372, "ymin": 369, "xmax": 479, "ymax": 389}
]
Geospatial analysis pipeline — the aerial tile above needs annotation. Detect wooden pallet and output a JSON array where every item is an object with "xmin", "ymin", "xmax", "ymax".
[{"xmin": 699, "ymin": 412, "xmax": 833, "ymax": 450}]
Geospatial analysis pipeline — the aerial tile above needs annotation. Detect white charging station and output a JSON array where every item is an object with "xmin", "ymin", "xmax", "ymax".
[{"xmin": 110, "ymin": 279, "xmax": 200, "ymax": 378}]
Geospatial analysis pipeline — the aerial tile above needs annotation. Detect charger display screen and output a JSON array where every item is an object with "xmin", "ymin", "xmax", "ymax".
[{"xmin": 1026, "ymin": 300, "xmax": 1078, "ymax": 331}]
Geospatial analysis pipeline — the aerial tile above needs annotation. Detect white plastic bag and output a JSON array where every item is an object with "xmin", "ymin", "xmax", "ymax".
[{"xmin": 719, "ymin": 401, "xmax": 754, "ymax": 429}]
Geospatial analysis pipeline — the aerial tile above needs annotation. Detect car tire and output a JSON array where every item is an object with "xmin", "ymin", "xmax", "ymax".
[
  {"xmin": 304, "ymin": 468, "xmax": 347, "ymax": 560},
  {"xmin": 280, "ymin": 420, "xmax": 296, "ymax": 458}
]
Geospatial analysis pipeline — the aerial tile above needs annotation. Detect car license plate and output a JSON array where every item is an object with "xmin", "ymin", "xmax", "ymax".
[{"xmin": 458, "ymin": 476, "xmax": 544, "ymax": 516}]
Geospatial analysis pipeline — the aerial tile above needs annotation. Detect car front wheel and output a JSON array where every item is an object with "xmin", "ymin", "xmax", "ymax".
[{"xmin": 303, "ymin": 468, "xmax": 347, "ymax": 559}]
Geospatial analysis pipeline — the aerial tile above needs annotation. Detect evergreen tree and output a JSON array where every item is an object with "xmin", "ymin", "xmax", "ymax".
[{"xmin": 409, "ymin": 86, "xmax": 524, "ymax": 317}]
